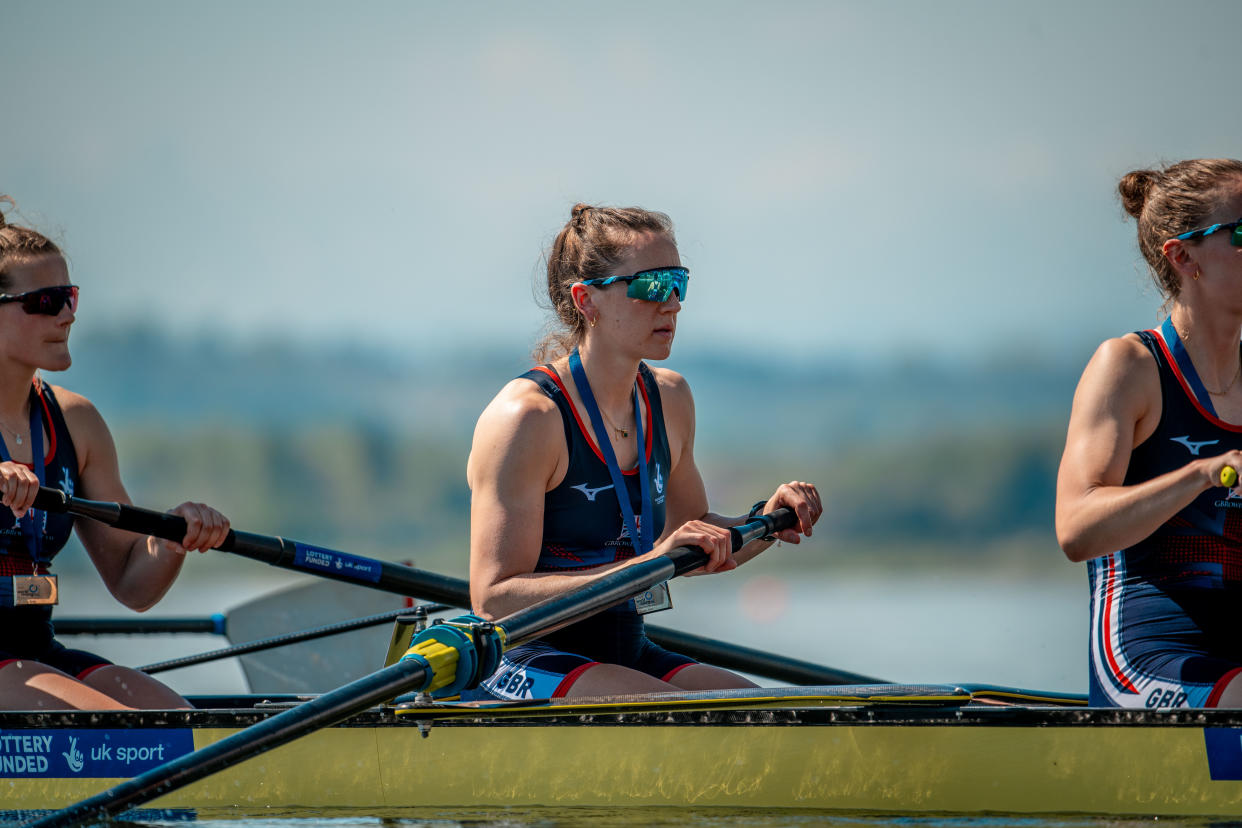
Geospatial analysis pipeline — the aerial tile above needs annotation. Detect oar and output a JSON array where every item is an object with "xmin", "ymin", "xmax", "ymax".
[
  {"xmin": 32, "ymin": 486, "xmax": 880, "ymax": 686},
  {"xmin": 55, "ymin": 616, "xmax": 228, "ymax": 635},
  {"xmin": 24, "ymin": 508, "xmax": 797, "ymax": 828},
  {"xmin": 138, "ymin": 604, "xmax": 449, "ymax": 675}
]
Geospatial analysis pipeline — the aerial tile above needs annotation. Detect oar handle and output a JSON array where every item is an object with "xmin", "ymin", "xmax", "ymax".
[
  {"xmin": 34, "ymin": 486, "xmax": 239, "ymax": 547},
  {"xmin": 1222, "ymin": 466, "xmax": 1239, "ymax": 488}
]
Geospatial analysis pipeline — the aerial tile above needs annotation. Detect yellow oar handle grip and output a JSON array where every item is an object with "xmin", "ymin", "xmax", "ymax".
[{"xmin": 1222, "ymin": 466, "xmax": 1239, "ymax": 488}]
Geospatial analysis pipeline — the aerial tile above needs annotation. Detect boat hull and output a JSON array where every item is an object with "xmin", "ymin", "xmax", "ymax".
[{"xmin": 4, "ymin": 686, "xmax": 1242, "ymax": 816}]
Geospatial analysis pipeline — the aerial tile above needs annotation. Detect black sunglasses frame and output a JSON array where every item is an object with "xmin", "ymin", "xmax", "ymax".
[{"xmin": 0, "ymin": 285, "xmax": 79, "ymax": 316}]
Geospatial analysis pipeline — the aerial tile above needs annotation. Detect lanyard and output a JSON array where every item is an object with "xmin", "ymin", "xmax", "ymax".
[
  {"xmin": 1162, "ymin": 317, "xmax": 1229, "ymax": 417},
  {"xmin": 0, "ymin": 387, "xmax": 46, "ymax": 563},
  {"xmin": 568, "ymin": 349, "xmax": 653, "ymax": 556}
]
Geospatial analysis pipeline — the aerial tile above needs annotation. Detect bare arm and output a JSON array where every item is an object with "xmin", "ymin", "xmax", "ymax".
[
  {"xmin": 59, "ymin": 388, "xmax": 228, "ymax": 611},
  {"xmin": 1055, "ymin": 336, "xmax": 1239, "ymax": 562},
  {"xmin": 655, "ymin": 368, "xmax": 821, "ymax": 569}
]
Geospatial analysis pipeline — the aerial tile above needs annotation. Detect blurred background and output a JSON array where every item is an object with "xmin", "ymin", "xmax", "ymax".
[{"xmin": 4, "ymin": 0, "xmax": 1238, "ymax": 693}]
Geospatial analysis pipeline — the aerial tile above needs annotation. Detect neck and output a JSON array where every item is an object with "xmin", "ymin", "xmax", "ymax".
[
  {"xmin": 1171, "ymin": 304, "xmax": 1242, "ymax": 386},
  {"xmin": 574, "ymin": 340, "xmax": 640, "ymax": 416}
]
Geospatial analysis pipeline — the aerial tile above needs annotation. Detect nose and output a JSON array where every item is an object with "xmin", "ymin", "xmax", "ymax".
[{"xmin": 662, "ymin": 291, "xmax": 682, "ymax": 312}]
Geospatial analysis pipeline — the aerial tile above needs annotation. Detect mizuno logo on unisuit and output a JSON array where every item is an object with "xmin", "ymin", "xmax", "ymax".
[
  {"xmin": 1171, "ymin": 435, "xmax": 1219, "ymax": 456},
  {"xmin": 572, "ymin": 483, "xmax": 614, "ymax": 502}
]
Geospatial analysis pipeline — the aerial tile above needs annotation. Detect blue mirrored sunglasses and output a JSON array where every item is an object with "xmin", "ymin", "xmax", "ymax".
[
  {"xmin": 578, "ymin": 267, "xmax": 689, "ymax": 302},
  {"xmin": 1174, "ymin": 217, "xmax": 1242, "ymax": 246}
]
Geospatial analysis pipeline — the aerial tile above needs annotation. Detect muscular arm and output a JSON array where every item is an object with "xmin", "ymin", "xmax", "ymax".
[
  {"xmin": 59, "ymin": 389, "xmax": 189, "ymax": 611},
  {"xmin": 655, "ymin": 368, "xmax": 771, "ymax": 568},
  {"xmin": 1055, "ymin": 336, "xmax": 1233, "ymax": 562}
]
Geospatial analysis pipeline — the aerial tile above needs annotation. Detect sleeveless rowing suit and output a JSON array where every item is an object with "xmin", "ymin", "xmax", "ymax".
[
  {"xmin": 465, "ymin": 363, "xmax": 696, "ymax": 701},
  {"xmin": 1089, "ymin": 322, "xmax": 1242, "ymax": 708},
  {"xmin": 0, "ymin": 380, "xmax": 112, "ymax": 677}
]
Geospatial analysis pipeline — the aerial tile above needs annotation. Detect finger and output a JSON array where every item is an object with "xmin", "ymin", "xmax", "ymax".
[{"xmin": 175, "ymin": 503, "xmax": 206, "ymax": 551}]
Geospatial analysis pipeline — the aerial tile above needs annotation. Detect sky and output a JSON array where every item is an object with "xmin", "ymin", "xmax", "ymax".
[{"xmin": 4, "ymin": 0, "xmax": 1240, "ymax": 366}]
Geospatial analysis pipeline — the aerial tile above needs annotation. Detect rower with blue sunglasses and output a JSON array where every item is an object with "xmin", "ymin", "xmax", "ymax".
[
  {"xmin": 0, "ymin": 198, "xmax": 231, "ymax": 710},
  {"xmin": 1056, "ymin": 159, "xmax": 1242, "ymax": 709},
  {"xmin": 463, "ymin": 203, "xmax": 822, "ymax": 700}
]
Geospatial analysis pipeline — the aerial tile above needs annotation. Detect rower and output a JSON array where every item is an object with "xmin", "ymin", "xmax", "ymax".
[
  {"xmin": 0, "ymin": 198, "xmax": 230, "ymax": 710},
  {"xmin": 1056, "ymin": 159, "xmax": 1242, "ymax": 708},
  {"xmin": 462, "ymin": 204, "xmax": 822, "ymax": 700}
]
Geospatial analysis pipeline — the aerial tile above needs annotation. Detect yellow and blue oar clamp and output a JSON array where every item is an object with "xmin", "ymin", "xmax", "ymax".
[{"xmin": 398, "ymin": 614, "xmax": 505, "ymax": 699}]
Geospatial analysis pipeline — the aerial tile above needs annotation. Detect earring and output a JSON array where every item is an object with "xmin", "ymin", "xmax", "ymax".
[
  {"xmin": 1195, "ymin": 268, "xmax": 1202, "ymax": 281},
  {"xmin": 589, "ymin": 316, "xmax": 597, "ymax": 328}
]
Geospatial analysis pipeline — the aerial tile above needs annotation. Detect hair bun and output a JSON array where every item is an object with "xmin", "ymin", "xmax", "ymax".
[
  {"xmin": 1118, "ymin": 170, "xmax": 1160, "ymax": 219},
  {"xmin": 570, "ymin": 203, "xmax": 593, "ymax": 227}
]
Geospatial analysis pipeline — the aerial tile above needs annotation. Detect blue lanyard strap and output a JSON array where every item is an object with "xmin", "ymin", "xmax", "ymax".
[
  {"xmin": 1162, "ymin": 317, "xmax": 1220, "ymax": 417},
  {"xmin": 0, "ymin": 385, "xmax": 46, "ymax": 562},
  {"xmin": 568, "ymin": 350, "xmax": 653, "ymax": 556}
]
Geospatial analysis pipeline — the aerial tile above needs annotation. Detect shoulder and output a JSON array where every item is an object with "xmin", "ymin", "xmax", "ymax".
[
  {"xmin": 44, "ymin": 384, "xmax": 109, "ymax": 436},
  {"xmin": 1073, "ymin": 333, "xmax": 1160, "ymax": 419},
  {"xmin": 1084, "ymin": 334, "xmax": 1158, "ymax": 389},
  {"xmin": 646, "ymin": 365, "xmax": 693, "ymax": 407},
  {"xmin": 471, "ymin": 378, "xmax": 564, "ymax": 465},
  {"xmin": 469, "ymin": 376, "xmax": 567, "ymax": 492}
]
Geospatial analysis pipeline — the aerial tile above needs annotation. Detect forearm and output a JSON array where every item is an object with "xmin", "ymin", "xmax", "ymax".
[
  {"xmin": 473, "ymin": 553, "xmax": 665, "ymax": 620},
  {"xmin": 108, "ymin": 535, "xmax": 187, "ymax": 611},
  {"xmin": 1058, "ymin": 461, "xmax": 1212, "ymax": 562}
]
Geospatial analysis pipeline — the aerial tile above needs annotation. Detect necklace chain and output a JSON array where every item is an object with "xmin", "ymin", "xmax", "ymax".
[
  {"xmin": 1176, "ymin": 322, "xmax": 1242, "ymax": 396},
  {"xmin": 599, "ymin": 404, "xmax": 634, "ymax": 440}
]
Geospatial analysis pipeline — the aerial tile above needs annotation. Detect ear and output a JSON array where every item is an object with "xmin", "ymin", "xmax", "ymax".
[
  {"xmin": 570, "ymin": 282, "xmax": 596, "ymax": 317},
  {"xmin": 1161, "ymin": 238, "xmax": 1200, "ymax": 282}
]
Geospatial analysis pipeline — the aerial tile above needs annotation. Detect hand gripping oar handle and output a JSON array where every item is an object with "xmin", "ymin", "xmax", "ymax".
[
  {"xmin": 403, "ymin": 507, "xmax": 800, "ymax": 697},
  {"xmin": 31, "ymin": 486, "xmax": 466, "ymax": 606}
]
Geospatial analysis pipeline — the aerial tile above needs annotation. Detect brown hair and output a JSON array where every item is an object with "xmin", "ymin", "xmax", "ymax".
[
  {"xmin": 0, "ymin": 197, "xmax": 61, "ymax": 292},
  {"xmin": 1118, "ymin": 159, "xmax": 1242, "ymax": 298},
  {"xmin": 534, "ymin": 203, "xmax": 676, "ymax": 362}
]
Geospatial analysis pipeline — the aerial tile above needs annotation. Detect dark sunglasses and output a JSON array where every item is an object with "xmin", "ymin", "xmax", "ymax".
[
  {"xmin": 0, "ymin": 285, "xmax": 79, "ymax": 316},
  {"xmin": 578, "ymin": 267, "xmax": 689, "ymax": 303},
  {"xmin": 1174, "ymin": 217, "xmax": 1242, "ymax": 247}
]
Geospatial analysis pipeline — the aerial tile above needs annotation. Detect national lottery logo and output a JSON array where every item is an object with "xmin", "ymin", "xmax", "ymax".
[{"xmin": 63, "ymin": 736, "xmax": 84, "ymax": 773}]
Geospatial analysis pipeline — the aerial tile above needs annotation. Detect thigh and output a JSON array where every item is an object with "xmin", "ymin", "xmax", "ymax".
[
  {"xmin": 467, "ymin": 640, "xmax": 599, "ymax": 701},
  {"xmin": 81, "ymin": 665, "xmax": 191, "ymax": 709},
  {"xmin": 0, "ymin": 659, "xmax": 131, "ymax": 710},
  {"xmin": 665, "ymin": 663, "xmax": 759, "ymax": 692}
]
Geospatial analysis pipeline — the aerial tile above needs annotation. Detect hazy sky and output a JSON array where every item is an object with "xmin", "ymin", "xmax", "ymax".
[{"xmin": 4, "ymin": 0, "xmax": 1239, "ymax": 364}]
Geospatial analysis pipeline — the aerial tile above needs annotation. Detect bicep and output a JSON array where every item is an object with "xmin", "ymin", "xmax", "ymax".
[
  {"xmin": 466, "ymin": 391, "xmax": 560, "ymax": 603},
  {"xmin": 1057, "ymin": 340, "xmax": 1154, "ymax": 502},
  {"xmin": 656, "ymin": 370, "xmax": 710, "ymax": 533}
]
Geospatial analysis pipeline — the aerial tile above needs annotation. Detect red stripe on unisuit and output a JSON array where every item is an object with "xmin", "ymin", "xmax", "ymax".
[
  {"xmin": 1102, "ymin": 554, "xmax": 1139, "ymax": 694},
  {"xmin": 553, "ymin": 661, "xmax": 600, "ymax": 697},
  {"xmin": 1150, "ymin": 329, "xmax": 1242, "ymax": 432},
  {"xmin": 1207, "ymin": 667, "xmax": 1242, "ymax": 707},
  {"xmin": 533, "ymin": 365, "xmax": 652, "ymax": 473}
]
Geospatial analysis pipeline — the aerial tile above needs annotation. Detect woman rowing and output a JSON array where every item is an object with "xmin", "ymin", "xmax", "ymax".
[
  {"xmin": 1056, "ymin": 159, "xmax": 1242, "ymax": 708},
  {"xmin": 464, "ymin": 204, "xmax": 821, "ymax": 700},
  {"xmin": 0, "ymin": 199, "xmax": 230, "ymax": 709}
]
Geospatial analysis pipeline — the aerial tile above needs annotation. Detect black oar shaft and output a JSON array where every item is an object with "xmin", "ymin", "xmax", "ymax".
[
  {"xmin": 21, "ymin": 658, "xmax": 429, "ymax": 828},
  {"xmin": 55, "ymin": 616, "xmax": 227, "ymax": 636},
  {"xmin": 32, "ymin": 487, "xmax": 466, "ymax": 605}
]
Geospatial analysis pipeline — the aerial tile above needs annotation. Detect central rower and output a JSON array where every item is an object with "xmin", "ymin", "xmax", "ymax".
[{"xmin": 464, "ymin": 204, "xmax": 821, "ymax": 700}]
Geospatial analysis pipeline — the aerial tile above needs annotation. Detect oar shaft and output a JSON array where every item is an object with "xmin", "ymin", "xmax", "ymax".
[
  {"xmin": 499, "ymin": 509, "xmax": 797, "ymax": 648},
  {"xmin": 55, "ymin": 616, "xmax": 227, "ymax": 636},
  {"xmin": 32, "ymin": 487, "xmax": 465, "ymax": 604},
  {"xmin": 21, "ymin": 658, "xmax": 430, "ymax": 828}
]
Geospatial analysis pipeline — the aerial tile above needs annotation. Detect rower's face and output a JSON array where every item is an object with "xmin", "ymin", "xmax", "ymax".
[
  {"xmin": 0, "ymin": 254, "xmax": 75, "ymax": 372},
  {"xmin": 1193, "ymin": 180, "xmax": 1242, "ymax": 280},
  {"xmin": 589, "ymin": 232, "xmax": 683, "ymax": 361}
]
